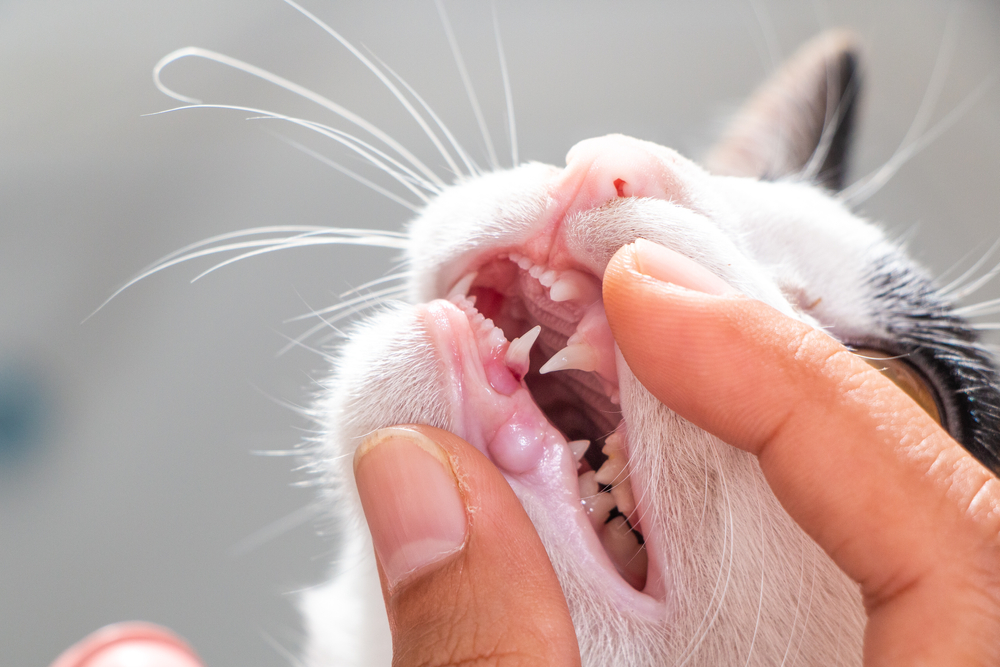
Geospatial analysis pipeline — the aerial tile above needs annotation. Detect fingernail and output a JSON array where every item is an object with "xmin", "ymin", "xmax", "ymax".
[
  {"xmin": 632, "ymin": 238, "xmax": 736, "ymax": 295},
  {"xmin": 354, "ymin": 427, "xmax": 468, "ymax": 591}
]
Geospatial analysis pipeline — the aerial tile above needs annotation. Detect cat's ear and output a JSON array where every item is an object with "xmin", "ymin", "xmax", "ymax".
[{"xmin": 703, "ymin": 29, "xmax": 860, "ymax": 191}]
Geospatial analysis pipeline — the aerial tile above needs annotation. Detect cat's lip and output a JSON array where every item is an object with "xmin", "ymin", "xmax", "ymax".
[{"xmin": 417, "ymin": 291, "xmax": 666, "ymax": 619}]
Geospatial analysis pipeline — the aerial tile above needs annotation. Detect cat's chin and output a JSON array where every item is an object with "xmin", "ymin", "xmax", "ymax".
[{"xmin": 414, "ymin": 248, "xmax": 669, "ymax": 620}]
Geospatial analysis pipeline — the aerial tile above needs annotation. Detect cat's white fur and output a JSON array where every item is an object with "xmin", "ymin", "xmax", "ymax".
[{"xmin": 289, "ymin": 29, "xmax": 938, "ymax": 667}]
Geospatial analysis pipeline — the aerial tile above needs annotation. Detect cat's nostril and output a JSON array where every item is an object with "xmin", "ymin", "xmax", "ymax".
[{"xmin": 614, "ymin": 178, "xmax": 628, "ymax": 197}]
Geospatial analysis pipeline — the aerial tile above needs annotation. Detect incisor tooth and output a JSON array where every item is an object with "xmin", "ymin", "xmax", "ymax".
[
  {"xmin": 568, "ymin": 439, "xmax": 590, "ymax": 462},
  {"xmin": 503, "ymin": 325, "xmax": 541, "ymax": 377},
  {"xmin": 539, "ymin": 343, "xmax": 599, "ymax": 374},
  {"xmin": 448, "ymin": 272, "xmax": 477, "ymax": 299}
]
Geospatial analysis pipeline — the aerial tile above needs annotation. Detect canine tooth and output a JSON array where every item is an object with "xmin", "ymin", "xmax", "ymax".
[
  {"xmin": 448, "ymin": 272, "xmax": 477, "ymax": 299},
  {"xmin": 568, "ymin": 439, "xmax": 590, "ymax": 462},
  {"xmin": 539, "ymin": 343, "xmax": 599, "ymax": 374},
  {"xmin": 601, "ymin": 516, "xmax": 648, "ymax": 589},
  {"xmin": 610, "ymin": 477, "xmax": 636, "ymax": 520},
  {"xmin": 539, "ymin": 269, "xmax": 558, "ymax": 287},
  {"xmin": 517, "ymin": 256, "xmax": 532, "ymax": 270},
  {"xmin": 578, "ymin": 470, "xmax": 600, "ymax": 498},
  {"xmin": 583, "ymin": 490, "xmax": 617, "ymax": 531},
  {"xmin": 549, "ymin": 269, "xmax": 600, "ymax": 303},
  {"xmin": 503, "ymin": 325, "xmax": 540, "ymax": 376}
]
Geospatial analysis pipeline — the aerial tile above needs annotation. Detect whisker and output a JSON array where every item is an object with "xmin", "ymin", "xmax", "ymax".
[
  {"xmin": 338, "ymin": 271, "xmax": 413, "ymax": 300},
  {"xmin": 842, "ymin": 75, "xmax": 996, "ymax": 205},
  {"xmin": 285, "ymin": 284, "xmax": 410, "ymax": 323},
  {"xmin": 371, "ymin": 53, "xmax": 481, "ymax": 178},
  {"xmin": 433, "ymin": 0, "xmax": 499, "ymax": 170},
  {"xmin": 492, "ymin": 2, "xmax": 518, "ymax": 168},
  {"xmin": 942, "ymin": 258, "xmax": 1000, "ymax": 301},
  {"xmin": 191, "ymin": 235, "xmax": 407, "ymax": 283},
  {"xmin": 269, "ymin": 133, "xmax": 423, "ymax": 212},
  {"xmin": 149, "ymin": 104, "xmax": 437, "ymax": 199},
  {"xmin": 280, "ymin": 0, "xmax": 462, "ymax": 183},
  {"xmin": 280, "ymin": 290, "xmax": 407, "ymax": 355},
  {"xmin": 89, "ymin": 229, "xmax": 407, "ymax": 319},
  {"xmin": 953, "ymin": 297, "xmax": 1000, "ymax": 318},
  {"xmin": 153, "ymin": 46, "xmax": 444, "ymax": 188}
]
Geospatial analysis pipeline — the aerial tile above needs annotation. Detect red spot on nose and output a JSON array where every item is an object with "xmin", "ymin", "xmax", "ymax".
[{"xmin": 614, "ymin": 178, "xmax": 628, "ymax": 197}]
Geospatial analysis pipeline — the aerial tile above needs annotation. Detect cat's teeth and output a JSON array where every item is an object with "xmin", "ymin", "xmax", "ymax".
[
  {"xmin": 549, "ymin": 269, "xmax": 601, "ymax": 303},
  {"xmin": 528, "ymin": 265, "xmax": 544, "ymax": 280},
  {"xmin": 609, "ymin": 477, "xmax": 636, "ymax": 520},
  {"xmin": 568, "ymin": 439, "xmax": 590, "ymax": 462},
  {"xmin": 539, "ymin": 342, "xmax": 599, "ymax": 374},
  {"xmin": 582, "ymin": 486, "xmax": 617, "ymax": 531},
  {"xmin": 516, "ymin": 256, "xmax": 533, "ymax": 270},
  {"xmin": 503, "ymin": 325, "xmax": 541, "ymax": 377},
  {"xmin": 600, "ymin": 516, "xmax": 647, "ymax": 590},
  {"xmin": 448, "ymin": 272, "xmax": 477, "ymax": 299},
  {"xmin": 578, "ymin": 470, "xmax": 600, "ymax": 498},
  {"xmin": 539, "ymin": 269, "xmax": 559, "ymax": 287},
  {"xmin": 593, "ymin": 432, "xmax": 626, "ymax": 485}
]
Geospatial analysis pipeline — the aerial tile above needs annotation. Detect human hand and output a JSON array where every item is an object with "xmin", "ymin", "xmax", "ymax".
[{"xmin": 357, "ymin": 239, "xmax": 1000, "ymax": 666}]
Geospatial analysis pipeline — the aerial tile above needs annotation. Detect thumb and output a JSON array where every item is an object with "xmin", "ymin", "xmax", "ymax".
[{"xmin": 354, "ymin": 425, "xmax": 580, "ymax": 667}]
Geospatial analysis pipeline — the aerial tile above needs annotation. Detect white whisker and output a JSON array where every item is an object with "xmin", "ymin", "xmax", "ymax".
[
  {"xmin": 285, "ymin": 284, "xmax": 410, "ymax": 323},
  {"xmin": 842, "ymin": 75, "xmax": 996, "ymax": 205},
  {"xmin": 492, "ymin": 2, "xmax": 518, "ymax": 168},
  {"xmin": 953, "ymin": 297, "xmax": 1000, "ymax": 318},
  {"xmin": 153, "ymin": 46, "xmax": 444, "ymax": 188},
  {"xmin": 280, "ymin": 0, "xmax": 462, "ymax": 183},
  {"xmin": 270, "ymin": 133, "xmax": 423, "ymax": 212},
  {"xmin": 433, "ymin": 0, "xmax": 499, "ymax": 170},
  {"xmin": 338, "ymin": 271, "xmax": 413, "ymax": 300},
  {"xmin": 371, "ymin": 53, "xmax": 481, "ymax": 178},
  {"xmin": 936, "ymin": 238, "xmax": 1000, "ymax": 294},
  {"xmin": 148, "ymin": 103, "xmax": 437, "ymax": 199}
]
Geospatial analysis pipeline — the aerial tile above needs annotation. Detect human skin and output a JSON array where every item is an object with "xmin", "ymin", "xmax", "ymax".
[{"xmin": 52, "ymin": 241, "xmax": 1000, "ymax": 667}]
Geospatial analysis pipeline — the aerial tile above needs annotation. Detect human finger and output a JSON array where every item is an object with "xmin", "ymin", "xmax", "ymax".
[
  {"xmin": 354, "ymin": 425, "xmax": 580, "ymax": 667},
  {"xmin": 603, "ymin": 239, "xmax": 1000, "ymax": 666}
]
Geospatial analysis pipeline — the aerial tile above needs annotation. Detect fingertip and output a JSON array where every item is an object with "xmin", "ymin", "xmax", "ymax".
[{"xmin": 50, "ymin": 623, "xmax": 202, "ymax": 667}]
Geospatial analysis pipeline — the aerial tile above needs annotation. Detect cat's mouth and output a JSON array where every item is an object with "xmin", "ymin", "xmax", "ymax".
[{"xmin": 418, "ymin": 248, "xmax": 663, "ymax": 609}]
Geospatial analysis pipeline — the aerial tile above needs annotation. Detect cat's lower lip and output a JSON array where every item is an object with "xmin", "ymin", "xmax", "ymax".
[{"xmin": 416, "ymin": 253, "xmax": 667, "ymax": 617}]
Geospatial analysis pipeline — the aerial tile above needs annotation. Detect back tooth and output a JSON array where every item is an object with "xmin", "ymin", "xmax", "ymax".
[
  {"xmin": 568, "ymin": 439, "xmax": 590, "ymax": 462},
  {"xmin": 517, "ymin": 257, "xmax": 532, "ymax": 270},
  {"xmin": 528, "ymin": 265, "xmax": 544, "ymax": 279},
  {"xmin": 583, "ymin": 491, "xmax": 617, "ymax": 531},
  {"xmin": 610, "ymin": 477, "xmax": 636, "ymax": 519},
  {"xmin": 539, "ymin": 343, "xmax": 598, "ymax": 374},
  {"xmin": 448, "ymin": 272, "xmax": 477, "ymax": 299},
  {"xmin": 578, "ymin": 470, "xmax": 600, "ymax": 498},
  {"xmin": 549, "ymin": 269, "xmax": 600, "ymax": 303},
  {"xmin": 539, "ymin": 269, "xmax": 558, "ymax": 287},
  {"xmin": 504, "ymin": 325, "xmax": 541, "ymax": 376}
]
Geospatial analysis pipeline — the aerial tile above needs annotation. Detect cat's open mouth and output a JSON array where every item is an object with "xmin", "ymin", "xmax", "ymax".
[{"xmin": 418, "ymin": 247, "xmax": 663, "ymax": 606}]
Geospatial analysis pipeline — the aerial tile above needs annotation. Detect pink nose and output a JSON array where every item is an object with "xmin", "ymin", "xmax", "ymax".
[{"xmin": 551, "ymin": 134, "xmax": 704, "ymax": 222}]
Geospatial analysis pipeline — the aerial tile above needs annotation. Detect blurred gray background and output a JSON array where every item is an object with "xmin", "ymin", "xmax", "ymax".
[{"xmin": 2, "ymin": 0, "xmax": 998, "ymax": 665}]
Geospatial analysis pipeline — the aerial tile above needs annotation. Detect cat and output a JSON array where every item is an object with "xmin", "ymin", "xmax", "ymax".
[
  {"xmin": 283, "ymin": 27, "xmax": 1000, "ymax": 667},
  {"xmin": 144, "ymin": 4, "xmax": 1000, "ymax": 666}
]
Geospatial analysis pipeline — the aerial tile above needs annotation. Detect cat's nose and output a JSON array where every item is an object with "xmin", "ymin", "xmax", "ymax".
[{"xmin": 551, "ymin": 134, "xmax": 706, "ymax": 222}]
